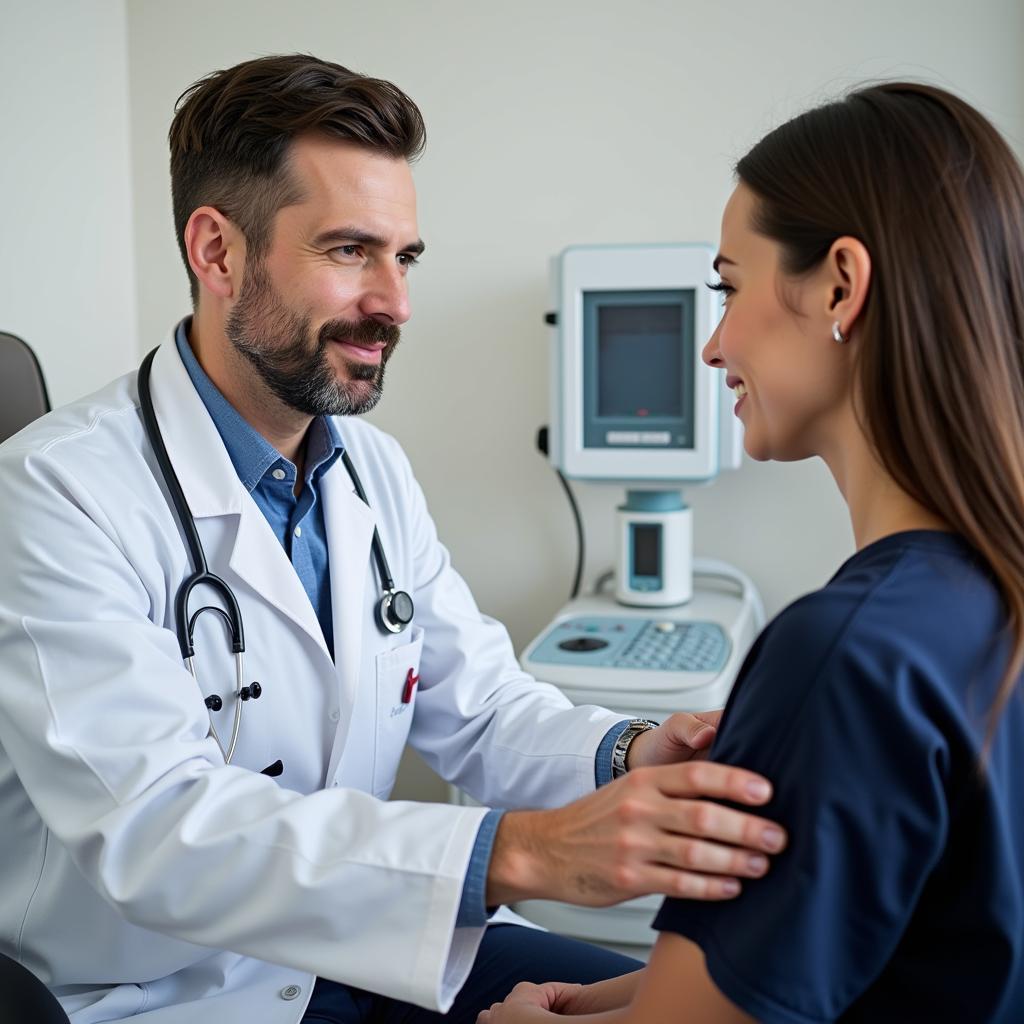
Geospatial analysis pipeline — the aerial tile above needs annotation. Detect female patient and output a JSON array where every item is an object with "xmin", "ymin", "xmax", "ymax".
[{"xmin": 480, "ymin": 82, "xmax": 1024, "ymax": 1023}]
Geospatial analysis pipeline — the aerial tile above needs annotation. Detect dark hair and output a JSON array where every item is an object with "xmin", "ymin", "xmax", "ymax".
[
  {"xmin": 736, "ymin": 82, "xmax": 1024, "ymax": 740},
  {"xmin": 169, "ymin": 54, "xmax": 426, "ymax": 303}
]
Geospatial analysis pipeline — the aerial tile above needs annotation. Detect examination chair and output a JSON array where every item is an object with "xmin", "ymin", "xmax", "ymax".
[
  {"xmin": 0, "ymin": 331, "xmax": 67, "ymax": 1020},
  {"xmin": 0, "ymin": 329, "xmax": 52, "ymax": 443},
  {"xmin": 0, "ymin": 953, "xmax": 70, "ymax": 1023}
]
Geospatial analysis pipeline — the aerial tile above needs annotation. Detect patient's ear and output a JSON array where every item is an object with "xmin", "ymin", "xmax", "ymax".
[{"xmin": 821, "ymin": 235, "xmax": 871, "ymax": 343}]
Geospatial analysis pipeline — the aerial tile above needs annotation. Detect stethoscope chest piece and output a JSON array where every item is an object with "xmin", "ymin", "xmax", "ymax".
[
  {"xmin": 378, "ymin": 588, "xmax": 415, "ymax": 634},
  {"xmin": 341, "ymin": 450, "xmax": 416, "ymax": 637}
]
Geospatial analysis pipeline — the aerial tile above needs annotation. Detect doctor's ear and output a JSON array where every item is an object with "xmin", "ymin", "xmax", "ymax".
[
  {"xmin": 183, "ymin": 206, "xmax": 246, "ymax": 303},
  {"xmin": 821, "ymin": 236, "xmax": 872, "ymax": 344}
]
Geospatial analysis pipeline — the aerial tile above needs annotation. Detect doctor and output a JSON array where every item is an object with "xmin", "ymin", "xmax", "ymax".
[{"xmin": 0, "ymin": 54, "xmax": 785, "ymax": 1024}]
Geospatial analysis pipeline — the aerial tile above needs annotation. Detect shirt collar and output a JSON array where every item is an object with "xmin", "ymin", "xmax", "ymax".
[{"xmin": 174, "ymin": 318, "xmax": 344, "ymax": 492}]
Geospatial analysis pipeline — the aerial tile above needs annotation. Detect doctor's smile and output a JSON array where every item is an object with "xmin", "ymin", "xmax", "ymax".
[
  {"xmin": 331, "ymin": 336, "xmax": 389, "ymax": 363},
  {"xmin": 1, "ymin": 32, "xmax": 1022, "ymax": 1024}
]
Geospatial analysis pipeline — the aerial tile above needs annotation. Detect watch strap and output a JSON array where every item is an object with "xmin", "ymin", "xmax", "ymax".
[{"xmin": 610, "ymin": 718, "xmax": 660, "ymax": 779}]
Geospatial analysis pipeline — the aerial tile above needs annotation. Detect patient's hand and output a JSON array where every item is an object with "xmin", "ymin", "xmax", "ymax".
[
  {"xmin": 486, "ymin": 981, "xmax": 582, "ymax": 1014},
  {"xmin": 476, "ymin": 981, "xmax": 571, "ymax": 1021},
  {"xmin": 477, "ymin": 976, "xmax": 638, "ymax": 1021},
  {"xmin": 493, "ymin": 973, "xmax": 641, "ymax": 1016},
  {"xmin": 626, "ymin": 710, "xmax": 723, "ymax": 770}
]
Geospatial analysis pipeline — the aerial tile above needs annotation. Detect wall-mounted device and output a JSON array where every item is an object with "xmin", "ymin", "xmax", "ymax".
[
  {"xmin": 448, "ymin": 244, "xmax": 765, "ymax": 959},
  {"xmin": 548, "ymin": 244, "xmax": 743, "ymax": 606}
]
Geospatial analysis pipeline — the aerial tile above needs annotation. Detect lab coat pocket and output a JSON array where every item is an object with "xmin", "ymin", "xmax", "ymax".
[{"xmin": 373, "ymin": 626, "xmax": 424, "ymax": 798}]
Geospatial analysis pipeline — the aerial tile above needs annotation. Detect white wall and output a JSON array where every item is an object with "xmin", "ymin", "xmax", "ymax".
[
  {"xmin": 0, "ymin": 0, "xmax": 137, "ymax": 407},
  {"xmin": 121, "ymin": 0, "xmax": 1020, "ymax": 798}
]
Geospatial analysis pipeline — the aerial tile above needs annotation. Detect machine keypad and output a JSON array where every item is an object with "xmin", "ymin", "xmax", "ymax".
[
  {"xmin": 616, "ymin": 621, "xmax": 727, "ymax": 672},
  {"xmin": 527, "ymin": 616, "xmax": 729, "ymax": 674}
]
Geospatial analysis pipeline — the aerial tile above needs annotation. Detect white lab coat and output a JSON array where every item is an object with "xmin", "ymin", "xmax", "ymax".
[{"xmin": 0, "ymin": 334, "xmax": 623, "ymax": 1023}]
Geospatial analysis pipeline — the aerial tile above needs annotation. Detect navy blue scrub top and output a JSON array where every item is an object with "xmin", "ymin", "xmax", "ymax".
[{"xmin": 654, "ymin": 531, "xmax": 1024, "ymax": 1023}]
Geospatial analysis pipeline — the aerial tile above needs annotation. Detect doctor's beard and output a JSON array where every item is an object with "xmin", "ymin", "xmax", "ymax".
[{"xmin": 225, "ymin": 259, "xmax": 401, "ymax": 417}]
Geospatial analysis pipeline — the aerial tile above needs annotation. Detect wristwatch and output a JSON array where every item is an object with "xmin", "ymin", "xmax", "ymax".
[{"xmin": 610, "ymin": 719, "xmax": 660, "ymax": 779}]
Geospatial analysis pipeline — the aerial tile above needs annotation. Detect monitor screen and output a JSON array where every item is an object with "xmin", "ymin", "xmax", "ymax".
[
  {"xmin": 597, "ymin": 304, "xmax": 683, "ymax": 419},
  {"xmin": 581, "ymin": 288, "xmax": 695, "ymax": 450}
]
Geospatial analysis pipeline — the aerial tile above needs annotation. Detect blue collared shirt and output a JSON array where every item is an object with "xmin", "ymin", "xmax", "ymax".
[{"xmin": 174, "ymin": 321, "xmax": 628, "ymax": 926}]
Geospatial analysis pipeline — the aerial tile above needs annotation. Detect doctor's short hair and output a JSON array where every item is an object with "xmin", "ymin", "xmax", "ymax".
[{"xmin": 169, "ymin": 53, "xmax": 426, "ymax": 304}]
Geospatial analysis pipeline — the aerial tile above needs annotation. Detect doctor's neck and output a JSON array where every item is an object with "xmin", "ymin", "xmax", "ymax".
[{"xmin": 188, "ymin": 315, "xmax": 313, "ymax": 469}]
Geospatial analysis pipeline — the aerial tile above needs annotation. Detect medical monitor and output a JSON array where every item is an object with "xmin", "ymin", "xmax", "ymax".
[{"xmin": 549, "ymin": 244, "xmax": 741, "ymax": 483}]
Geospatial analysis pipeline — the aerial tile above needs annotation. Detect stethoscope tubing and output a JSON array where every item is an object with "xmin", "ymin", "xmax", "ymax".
[
  {"xmin": 136, "ymin": 345, "xmax": 414, "ymax": 767},
  {"xmin": 138, "ymin": 349, "xmax": 245, "ymax": 661}
]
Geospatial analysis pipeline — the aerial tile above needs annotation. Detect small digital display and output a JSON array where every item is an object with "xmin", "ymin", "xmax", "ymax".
[
  {"xmin": 632, "ymin": 524, "xmax": 661, "ymax": 578},
  {"xmin": 597, "ymin": 305, "xmax": 684, "ymax": 419}
]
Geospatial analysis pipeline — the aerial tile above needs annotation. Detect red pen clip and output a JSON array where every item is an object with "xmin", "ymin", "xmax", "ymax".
[{"xmin": 402, "ymin": 669, "xmax": 420, "ymax": 704}]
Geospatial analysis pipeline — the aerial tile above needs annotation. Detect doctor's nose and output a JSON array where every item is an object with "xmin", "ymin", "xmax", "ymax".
[{"xmin": 359, "ymin": 263, "xmax": 411, "ymax": 326}]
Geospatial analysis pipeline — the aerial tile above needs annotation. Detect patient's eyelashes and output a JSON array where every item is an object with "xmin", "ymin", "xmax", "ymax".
[{"xmin": 706, "ymin": 279, "xmax": 734, "ymax": 303}]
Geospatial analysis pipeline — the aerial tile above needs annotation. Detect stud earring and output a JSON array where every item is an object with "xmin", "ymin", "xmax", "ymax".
[{"xmin": 832, "ymin": 321, "xmax": 848, "ymax": 344}]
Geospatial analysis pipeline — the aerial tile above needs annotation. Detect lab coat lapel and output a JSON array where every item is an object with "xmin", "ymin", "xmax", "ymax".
[
  {"xmin": 321, "ymin": 456, "xmax": 375, "ymax": 777},
  {"xmin": 227, "ymin": 501, "xmax": 331, "ymax": 657},
  {"xmin": 147, "ymin": 337, "xmax": 331, "ymax": 658}
]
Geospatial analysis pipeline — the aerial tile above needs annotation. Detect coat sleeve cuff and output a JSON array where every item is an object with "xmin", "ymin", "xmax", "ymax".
[{"xmin": 454, "ymin": 808, "xmax": 505, "ymax": 926}]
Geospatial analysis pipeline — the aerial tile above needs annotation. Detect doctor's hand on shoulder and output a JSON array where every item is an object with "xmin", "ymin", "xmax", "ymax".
[{"xmin": 486, "ymin": 710, "xmax": 785, "ymax": 907}]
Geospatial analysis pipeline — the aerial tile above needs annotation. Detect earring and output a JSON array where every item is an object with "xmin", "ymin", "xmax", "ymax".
[{"xmin": 832, "ymin": 321, "xmax": 848, "ymax": 344}]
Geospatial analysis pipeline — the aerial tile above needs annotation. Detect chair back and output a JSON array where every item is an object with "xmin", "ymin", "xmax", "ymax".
[
  {"xmin": 0, "ymin": 952, "xmax": 70, "ymax": 1023},
  {"xmin": 0, "ymin": 331, "xmax": 51, "ymax": 444}
]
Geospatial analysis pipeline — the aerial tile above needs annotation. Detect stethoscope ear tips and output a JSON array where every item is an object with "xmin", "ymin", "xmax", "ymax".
[
  {"xmin": 239, "ymin": 682, "xmax": 262, "ymax": 701},
  {"xmin": 205, "ymin": 682, "xmax": 263, "ymax": 711}
]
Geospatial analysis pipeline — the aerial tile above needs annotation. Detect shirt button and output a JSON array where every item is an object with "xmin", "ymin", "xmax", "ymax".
[
  {"xmin": 272, "ymin": 468, "xmax": 286, "ymax": 481},
  {"xmin": 329, "ymin": 709, "xmax": 340, "ymax": 722},
  {"xmin": 280, "ymin": 985, "xmax": 302, "ymax": 1001},
  {"xmin": 294, "ymin": 525, "xmax": 302, "ymax": 538}
]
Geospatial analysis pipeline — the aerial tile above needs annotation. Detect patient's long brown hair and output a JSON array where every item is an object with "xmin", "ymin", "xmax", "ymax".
[{"xmin": 737, "ymin": 83, "xmax": 1024, "ymax": 740}]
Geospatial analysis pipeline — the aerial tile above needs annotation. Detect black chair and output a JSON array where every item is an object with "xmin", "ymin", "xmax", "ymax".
[
  {"xmin": 0, "ymin": 332, "xmax": 65, "ymax": 1019},
  {"xmin": 0, "ymin": 952, "xmax": 70, "ymax": 1023},
  {"xmin": 0, "ymin": 330, "xmax": 51, "ymax": 443}
]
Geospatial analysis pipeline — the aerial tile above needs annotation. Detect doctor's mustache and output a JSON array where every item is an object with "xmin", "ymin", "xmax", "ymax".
[{"xmin": 317, "ymin": 317, "xmax": 401, "ymax": 364}]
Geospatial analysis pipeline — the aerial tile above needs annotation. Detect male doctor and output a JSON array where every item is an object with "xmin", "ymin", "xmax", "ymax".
[{"xmin": 0, "ymin": 55, "xmax": 786, "ymax": 1024}]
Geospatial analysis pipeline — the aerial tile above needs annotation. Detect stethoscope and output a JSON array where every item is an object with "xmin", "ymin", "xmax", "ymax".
[{"xmin": 137, "ymin": 347, "xmax": 415, "ymax": 769}]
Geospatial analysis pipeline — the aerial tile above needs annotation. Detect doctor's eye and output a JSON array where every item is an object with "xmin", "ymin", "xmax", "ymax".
[
  {"xmin": 330, "ymin": 245, "xmax": 363, "ymax": 260},
  {"xmin": 396, "ymin": 253, "xmax": 420, "ymax": 269}
]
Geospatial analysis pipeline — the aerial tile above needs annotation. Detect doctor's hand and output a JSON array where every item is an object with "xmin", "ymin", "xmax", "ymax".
[
  {"xmin": 625, "ymin": 710, "xmax": 723, "ymax": 770},
  {"xmin": 486, "ymin": 760, "xmax": 785, "ymax": 908}
]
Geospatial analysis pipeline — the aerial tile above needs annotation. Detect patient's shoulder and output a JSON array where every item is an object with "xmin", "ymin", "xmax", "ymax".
[
  {"xmin": 754, "ymin": 530, "xmax": 997, "ymax": 679},
  {"xmin": 719, "ymin": 530, "xmax": 1004, "ymax": 770}
]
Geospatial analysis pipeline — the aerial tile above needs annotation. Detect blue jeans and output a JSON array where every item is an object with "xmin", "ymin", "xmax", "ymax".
[{"xmin": 300, "ymin": 924, "xmax": 642, "ymax": 1023}]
